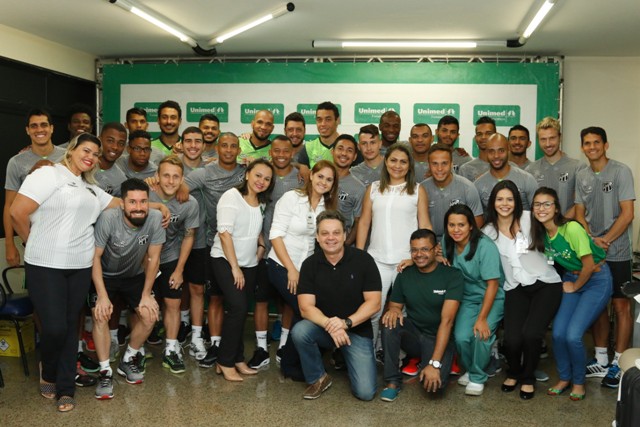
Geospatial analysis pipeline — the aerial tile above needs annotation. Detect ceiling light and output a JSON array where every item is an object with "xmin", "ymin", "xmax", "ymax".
[
  {"xmin": 211, "ymin": 3, "xmax": 295, "ymax": 45},
  {"xmin": 522, "ymin": 0, "xmax": 556, "ymax": 38},
  {"xmin": 313, "ymin": 40, "xmax": 507, "ymax": 49}
]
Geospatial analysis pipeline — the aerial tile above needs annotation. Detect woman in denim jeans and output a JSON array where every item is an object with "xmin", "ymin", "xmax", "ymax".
[{"xmin": 530, "ymin": 187, "xmax": 612, "ymax": 401}]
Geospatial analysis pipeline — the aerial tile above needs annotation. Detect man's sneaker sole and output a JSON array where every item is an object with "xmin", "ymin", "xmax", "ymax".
[
  {"xmin": 249, "ymin": 358, "xmax": 270, "ymax": 369},
  {"xmin": 162, "ymin": 361, "xmax": 186, "ymax": 374},
  {"xmin": 117, "ymin": 368, "xmax": 143, "ymax": 384},
  {"xmin": 95, "ymin": 393, "xmax": 114, "ymax": 400}
]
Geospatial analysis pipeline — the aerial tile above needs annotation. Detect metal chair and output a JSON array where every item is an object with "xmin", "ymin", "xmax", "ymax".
[{"xmin": 0, "ymin": 266, "xmax": 33, "ymax": 376}]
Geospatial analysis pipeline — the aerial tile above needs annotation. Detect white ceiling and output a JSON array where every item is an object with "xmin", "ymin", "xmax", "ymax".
[{"xmin": 2, "ymin": 0, "xmax": 640, "ymax": 59}]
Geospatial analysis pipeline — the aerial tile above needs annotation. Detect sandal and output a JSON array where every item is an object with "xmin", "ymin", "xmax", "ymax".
[
  {"xmin": 547, "ymin": 385, "xmax": 570, "ymax": 396},
  {"xmin": 57, "ymin": 396, "xmax": 76, "ymax": 412},
  {"xmin": 39, "ymin": 382, "xmax": 56, "ymax": 399},
  {"xmin": 569, "ymin": 392, "xmax": 586, "ymax": 401}
]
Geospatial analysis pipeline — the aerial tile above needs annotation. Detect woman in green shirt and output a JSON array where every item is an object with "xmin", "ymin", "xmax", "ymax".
[{"xmin": 530, "ymin": 187, "xmax": 612, "ymax": 401}]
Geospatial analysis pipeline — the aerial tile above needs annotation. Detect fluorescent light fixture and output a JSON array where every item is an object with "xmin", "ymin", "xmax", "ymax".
[
  {"xmin": 212, "ymin": 3, "xmax": 295, "ymax": 45},
  {"xmin": 312, "ymin": 40, "xmax": 508, "ymax": 49},
  {"xmin": 522, "ymin": 0, "xmax": 556, "ymax": 39}
]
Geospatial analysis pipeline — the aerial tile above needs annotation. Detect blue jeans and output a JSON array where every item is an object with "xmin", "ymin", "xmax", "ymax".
[
  {"xmin": 552, "ymin": 264, "xmax": 613, "ymax": 385},
  {"xmin": 291, "ymin": 319, "xmax": 377, "ymax": 401}
]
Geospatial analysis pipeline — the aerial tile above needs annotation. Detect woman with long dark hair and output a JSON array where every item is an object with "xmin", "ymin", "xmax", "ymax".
[
  {"xmin": 443, "ymin": 203, "xmax": 503, "ymax": 396},
  {"xmin": 482, "ymin": 181, "xmax": 562, "ymax": 400},
  {"xmin": 530, "ymin": 187, "xmax": 612, "ymax": 401}
]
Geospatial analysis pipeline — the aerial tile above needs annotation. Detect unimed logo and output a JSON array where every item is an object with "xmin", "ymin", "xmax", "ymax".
[
  {"xmin": 297, "ymin": 104, "xmax": 343, "ymax": 123},
  {"xmin": 473, "ymin": 105, "xmax": 521, "ymax": 126},
  {"xmin": 413, "ymin": 104, "xmax": 460, "ymax": 124},
  {"xmin": 354, "ymin": 103, "xmax": 400, "ymax": 123},
  {"xmin": 134, "ymin": 103, "xmax": 160, "ymax": 122},
  {"xmin": 240, "ymin": 104, "xmax": 285, "ymax": 124},
  {"xmin": 186, "ymin": 103, "xmax": 228, "ymax": 122}
]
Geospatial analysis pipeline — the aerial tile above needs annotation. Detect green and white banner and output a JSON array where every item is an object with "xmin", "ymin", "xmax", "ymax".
[{"xmin": 103, "ymin": 62, "xmax": 560, "ymax": 159}]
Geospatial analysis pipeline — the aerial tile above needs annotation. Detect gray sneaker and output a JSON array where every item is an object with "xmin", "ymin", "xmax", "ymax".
[
  {"xmin": 189, "ymin": 338, "xmax": 207, "ymax": 361},
  {"xmin": 95, "ymin": 370, "xmax": 114, "ymax": 400},
  {"xmin": 117, "ymin": 356, "xmax": 144, "ymax": 384},
  {"xmin": 109, "ymin": 340, "xmax": 120, "ymax": 363}
]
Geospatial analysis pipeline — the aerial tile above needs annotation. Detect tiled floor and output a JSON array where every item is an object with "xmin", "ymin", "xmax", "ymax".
[{"xmin": 0, "ymin": 323, "xmax": 618, "ymax": 427}]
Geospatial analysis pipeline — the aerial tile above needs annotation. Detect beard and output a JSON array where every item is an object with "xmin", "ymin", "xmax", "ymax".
[{"xmin": 125, "ymin": 210, "xmax": 148, "ymax": 227}]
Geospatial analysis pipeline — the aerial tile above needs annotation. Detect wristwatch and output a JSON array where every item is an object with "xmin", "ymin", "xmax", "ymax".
[
  {"xmin": 429, "ymin": 359, "xmax": 442, "ymax": 369},
  {"xmin": 344, "ymin": 318, "xmax": 353, "ymax": 330}
]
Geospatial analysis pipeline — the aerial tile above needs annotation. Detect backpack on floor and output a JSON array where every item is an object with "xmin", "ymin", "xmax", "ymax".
[{"xmin": 616, "ymin": 366, "xmax": 640, "ymax": 426}]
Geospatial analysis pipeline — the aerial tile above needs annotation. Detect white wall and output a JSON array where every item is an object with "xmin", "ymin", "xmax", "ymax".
[
  {"xmin": 563, "ymin": 56, "xmax": 640, "ymax": 249},
  {"xmin": 0, "ymin": 24, "xmax": 96, "ymax": 81}
]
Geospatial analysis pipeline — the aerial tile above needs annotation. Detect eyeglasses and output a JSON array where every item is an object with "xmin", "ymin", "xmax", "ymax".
[
  {"xmin": 410, "ymin": 246, "xmax": 434, "ymax": 254},
  {"xmin": 130, "ymin": 146, "xmax": 152, "ymax": 153},
  {"xmin": 533, "ymin": 201, "xmax": 555, "ymax": 210}
]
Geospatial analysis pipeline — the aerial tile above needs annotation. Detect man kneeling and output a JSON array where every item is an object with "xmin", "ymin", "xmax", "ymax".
[
  {"xmin": 291, "ymin": 210, "xmax": 381, "ymax": 400},
  {"xmin": 380, "ymin": 228, "xmax": 463, "ymax": 402}
]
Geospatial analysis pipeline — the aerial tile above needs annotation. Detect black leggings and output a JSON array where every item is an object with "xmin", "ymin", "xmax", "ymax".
[
  {"xmin": 211, "ymin": 257, "xmax": 257, "ymax": 367},
  {"xmin": 26, "ymin": 263, "xmax": 91, "ymax": 398},
  {"xmin": 503, "ymin": 280, "xmax": 562, "ymax": 385}
]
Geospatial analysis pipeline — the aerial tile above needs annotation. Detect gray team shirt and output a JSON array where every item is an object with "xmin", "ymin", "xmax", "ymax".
[
  {"xmin": 421, "ymin": 174, "xmax": 483, "ymax": 240},
  {"xmin": 184, "ymin": 161, "xmax": 208, "ymax": 249},
  {"xmin": 526, "ymin": 154, "xmax": 586, "ymax": 214},
  {"xmin": 458, "ymin": 158, "xmax": 490, "ymax": 182},
  {"xmin": 95, "ymin": 164, "xmax": 127, "ymax": 197},
  {"xmin": 94, "ymin": 208, "xmax": 166, "ymax": 278},
  {"xmin": 5, "ymin": 146, "xmax": 66, "ymax": 191},
  {"xmin": 350, "ymin": 162, "xmax": 383, "ymax": 187},
  {"xmin": 263, "ymin": 167, "xmax": 304, "ymax": 255},
  {"xmin": 337, "ymin": 174, "xmax": 366, "ymax": 234},
  {"xmin": 185, "ymin": 162, "xmax": 245, "ymax": 246},
  {"xmin": 150, "ymin": 192, "xmax": 200, "ymax": 264},
  {"xmin": 414, "ymin": 161, "xmax": 430, "ymax": 182},
  {"xmin": 474, "ymin": 167, "xmax": 538, "ymax": 212},
  {"xmin": 115, "ymin": 156, "xmax": 158, "ymax": 180},
  {"xmin": 452, "ymin": 151, "xmax": 472, "ymax": 174},
  {"xmin": 575, "ymin": 159, "xmax": 636, "ymax": 261}
]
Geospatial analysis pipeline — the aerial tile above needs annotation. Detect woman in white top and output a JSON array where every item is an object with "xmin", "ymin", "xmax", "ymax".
[
  {"xmin": 482, "ymin": 180, "xmax": 562, "ymax": 400},
  {"xmin": 210, "ymin": 159, "xmax": 275, "ymax": 381},
  {"xmin": 10, "ymin": 134, "xmax": 119, "ymax": 412},
  {"xmin": 356, "ymin": 143, "xmax": 431, "ymax": 350}
]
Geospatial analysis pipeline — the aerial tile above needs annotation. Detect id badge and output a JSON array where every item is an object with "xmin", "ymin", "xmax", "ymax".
[
  {"xmin": 515, "ymin": 236, "xmax": 528, "ymax": 254},
  {"xmin": 546, "ymin": 255, "xmax": 554, "ymax": 265},
  {"xmin": 306, "ymin": 212, "xmax": 315, "ymax": 229}
]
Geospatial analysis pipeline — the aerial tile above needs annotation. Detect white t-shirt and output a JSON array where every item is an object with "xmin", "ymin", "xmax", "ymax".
[{"xmin": 19, "ymin": 164, "xmax": 113, "ymax": 269}]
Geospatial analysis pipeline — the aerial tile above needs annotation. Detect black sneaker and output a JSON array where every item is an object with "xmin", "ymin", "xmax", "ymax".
[
  {"xmin": 199, "ymin": 344, "xmax": 219, "ymax": 368},
  {"xmin": 333, "ymin": 349, "xmax": 346, "ymax": 370},
  {"xmin": 78, "ymin": 352, "xmax": 100, "ymax": 373},
  {"xmin": 117, "ymin": 324, "xmax": 131, "ymax": 346},
  {"xmin": 248, "ymin": 347, "xmax": 270, "ymax": 369},
  {"xmin": 135, "ymin": 351, "xmax": 147, "ymax": 374},
  {"xmin": 276, "ymin": 348, "xmax": 283, "ymax": 366},
  {"xmin": 146, "ymin": 324, "xmax": 163, "ymax": 345},
  {"xmin": 162, "ymin": 349, "xmax": 186, "ymax": 374},
  {"xmin": 177, "ymin": 321, "xmax": 191, "ymax": 345},
  {"xmin": 75, "ymin": 361, "xmax": 97, "ymax": 387},
  {"xmin": 602, "ymin": 364, "xmax": 621, "ymax": 388}
]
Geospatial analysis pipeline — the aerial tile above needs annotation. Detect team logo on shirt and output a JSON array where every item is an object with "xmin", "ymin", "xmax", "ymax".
[
  {"xmin": 603, "ymin": 181, "xmax": 613, "ymax": 193},
  {"xmin": 138, "ymin": 235, "xmax": 149, "ymax": 245},
  {"xmin": 452, "ymin": 165, "xmax": 460, "ymax": 173},
  {"xmin": 338, "ymin": 190, "xmax": 348, "ymax": 201},
  {"xmin": 449, "ymin": 199, "xmax": 462, "ymax": 207},
  {"xmin": 433, "ymin": 289, "xmax": 446, "ymax": 295},
  {"xmin": 558, "ymin": 172, "xmax": 569, "ymax": 182},
  {"xmin": 103, "ymin": 185, "xmax": 114, "ymax": 195},
  {"xmin": 169, "ymin": 214, "xmax": 180, "ymax": 223},
  {"xmin": 67, "ymin": 181, "xmax": 78, "ymax": 188}
]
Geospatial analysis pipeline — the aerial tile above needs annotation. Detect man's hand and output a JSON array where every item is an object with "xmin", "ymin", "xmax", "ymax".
[
  {"xmin": 324, "ymin": 316, "xmax": 346, "ymax": 335},
  {"xmin": 168, "ymin": 270, "xmax": 184, "ymax": 289},
  {"xmin": 593, "ymin": 237, "xmax": 610, "ymax": 251},
  {"xmin": 382, "ymin": 309, "xmax": 403, "ymax": 329},
  {"xmin": 419, "ymin": 365, "xmax": 442, "ymax": 392},
  {"xmin": 157, "ymin": 204, "xmax": 171, "ymax": 228},
  {"xmin": 5, "ymin": 243, "xmax": 21, "ymax": 267},
  {"xmin": 144, "ymin": 175, "xmax": 160, "ymax": 193},
  {"xmin": 138, "ymin": 293, "xmax": 159, "ymax": 322},
  {"xmin": 28, "ymin": 159, "xmax": 54, "ymax": 174},
  {"xmin": 455, "ymin": 147, "xmax": 470, "ymax": 157},
  {"xmin": 329, "ymin": 328, "xmax": 351, "ymax": 348},
  {"xmin": 93, "ymin": 295, "xmax": 113, "ymax": 322},
  {"xmin": 473, "ymin": 318, "xmax": 490, "ymax": 341},
  {"xmin": 175, "ymin": 183, "xmax": 190, "ymax": 203}
]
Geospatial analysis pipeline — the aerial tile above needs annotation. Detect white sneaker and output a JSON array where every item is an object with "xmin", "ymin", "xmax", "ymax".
[
  {"xmin": 189, "ymin": 338, "xmax": 207, "ymax": 361},
  {"xmin": 465, "ymin": 381, "xmax": 484, "ymax": 396},
  {"xmin": 458, "ymin": 372, "xmax": 470, "ymax": 386}
]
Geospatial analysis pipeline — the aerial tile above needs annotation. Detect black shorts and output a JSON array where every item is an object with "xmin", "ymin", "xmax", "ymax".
[
  {"xmin": 153, "ymin": 260, "xmax": 184, "ymax": 300},
  {"xmin": 254, "ymin": 259, "xmax": 275, "ymax": 303},
  {"xmin": 185, "ymin": 247, "xmax": 209, "ymax": 285},
  {"xmin": 89, "ymin": 273, "xmax": 145, "ymax": 311},
  {"xmin": 608, "ymin": 259, "xmax": 633, "ymax": 299}
]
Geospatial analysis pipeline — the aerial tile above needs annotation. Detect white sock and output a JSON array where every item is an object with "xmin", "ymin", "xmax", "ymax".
[
  {"xmin": 110, "ymin": 329, "xmax": 118, "ymax": 344},
  {"xmin": 211, "ymin": 336, "xmax": 221, "ymax": 347},
  {"xmin": 256, "ymin": 331, "xmax": 268, "ymax": 351},
  {"xmin": 84, "ymin": 316, "xmax": 93, "ymax": 332},
  {"xmin": 165, "ymin": 339, "xmax": 178, "ymax": 354},
  {"xmin": 191, "ymin": 325, "xmax": 202, "ymax": 340},
  {"xmin": 124, "ymin": 345, "xmax": 139, "ymax": 362},
  {"xmin": 99, "ymin": 360, "xmax": 112, "ymax": 375},
  {"xmin": 180, "ymin": 310, "xmax": 190, "ymax": 324},
  {"xmin": 78, "ymin": 340, "xmax": 84, "ymax": 353},
  {"xmin": 613, "ymin": 351, "xmax": 622, "ymax": 366},
  {"xmin": 595, "ymin": 347, "xmax": 609, "ymax": 366},
  {"xmin": 278, "ymin": 328, "xmax": 290, "ymax": 349},
  {"xmin": 119, "ymin": 310, "xmax": 128, "ymax": 326},
  {"xmin": 138, "ymin": 346, "xmax": 146, "ymax": 357}
]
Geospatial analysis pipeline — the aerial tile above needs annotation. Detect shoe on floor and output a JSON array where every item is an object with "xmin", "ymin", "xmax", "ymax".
[
  {"xmin": 95, "ymin": 370, "xmax": 114, "ymax": 400},
  {"xmin": 248, "ymin": 347, "xmax": 270, "ymax": 369},
  {"xmin": 465, "ymin": 381, "xmax": 485, "ymax": 396},
  {"xmin": 485, "ymin": 356, "xmax": 502, "ymax": 377},
  {"xmin": 177, "ymin": 321, "xmax": 191, "ymax": 345},
  {"xmin": 303, "ymin": 373, "xmax": 332, "ymax": 400},
  {"xmin": 75, "ymin": 361, "xmax": 97, "ymax": 387},
  {"xmin": 82, "ymin": 330, "xmax": 95, "ymax": 352},
  {"xmin": 163, "ymin": 349, "xmax": 186, "ymax": 374},
  {"xmin": 109, "ymin": 340, "xmax": 120, "ymax": 363},
  {"xmin": 276, "ymin": 348, "xmax": 283, "ymax": 366},
  {"xmin": 189, "ymin": 338, "xmax": 207, "ymax": 361},
  {"xmin": 401, "ymin": 358, "xmax": 420, "ymax": 376},
  {"xmin": 199, "ymin": 344, "xmax": 219, "ymax": 368},
  {"xmin": 117, "ymin": 357, "xmax": 144, "ymax": 384},
  {"xmin": 585, "ymin": 358, "xmax": 608, "ymax": 378},
  {"xmin": 380, "ymin": 386, "xmax": 400, "ymax": 402},
  {"xmin": 146, "ymin": 324, "xmax": 163, "ymax": 345},
  {"xmin": 78, "ymin": 352, "xmax": 100, "ymax": 373},
  {"xmin": 458, "ymin": 372, "xmax": 470, "ymax": 386},
  {"xmin": 450, "ymin": 355, "xmax": 461, "ymax": 375},
  {"xmin": 602, "ymin": 364, "xmax": 621, "ymax": 388},
  {"xmin": 534, "ymin": 369, "xmax": 549, "ymax": 382}
]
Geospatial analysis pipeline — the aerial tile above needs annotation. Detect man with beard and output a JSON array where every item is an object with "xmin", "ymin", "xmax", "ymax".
[
  {"xmin": 90, "ymin": 178, "xmax": 165, "ymax": 399},
  {"xmin": 435, "ymin": 115, "xmax": 471, "ymax": 173},
  {"xmin": 199, "ymin": 114, "xmax": 220, "ymax": 162},
  {"xmin": 379, "ymin": 110, "xmax": 403, "ymax": 155},
  {"xmin": 332, "ymin": 135, "xmax": 365, "ymax": 245},
  {"xmin": 116, "ymin": 130, "xmax": 158, "ymax": 180},
  {"xmin": 474, "ymin": 133, "xmax": 538, "ymax": 212},
  {"xmin": 421, "ymin": 144, "xmax": 483, "ymax": 241},
  {"xmin": 458, "ymin": 116, "xmax": 496, "ymax": 182},
  {"xmin": 151, "ymin": 100, "xmax": 182, "ymax": 161},
  {"xmin": 95, "ymin": 122, "xmax": 128, "ymax": 197},
  {"xmin": 298, "ymin": 101, "xmax": 341, "ymax": 168},
  {"xmin": 351, "ymin": 125, "xmax": 384, "ymax": 187},
  {"xmin": 508, "ymin": 125, "xmax": 532, "ymax": 169},
  {"xmin": 285, "ymin": 112, "xmax": 306, "ymax": 158},
  {"xmin": 409, "ymin": 123, "xmax": 433, "ymax": 181},
  {"xmin": 238, "ymin": 110, "xmax": 274, "ymax": 164}
]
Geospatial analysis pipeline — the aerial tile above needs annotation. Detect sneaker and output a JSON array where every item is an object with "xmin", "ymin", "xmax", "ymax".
[
  {"xmin": 276, "ymin": 348, "xmax": 283, "ymax": 366},
  {"xmin": 375, "ymin": 349, "xmax": 384, "ymax": 365},
  {"xmin": 109, "ymin": 340, "xmax": 120, "ymax": 363},
  {"xmin": 271, "ymin": 319, "xmax": 282, "ymax": 341},
  {"xmin": 117, "ymin": 357, "xmax": 144, "ymax": 384},
  {"xmin": 177, "ymin": 321, "xmax": 191, "ymax": 345},
  {"xmin": 586, "ymin": 358, "xmax": 609, "ymax": 378},
  {"xmin": 485, "ymin": 356, "xmax": 502, "ymax": 377},
  {"xmin": 75, "ymin": 361, "xmax": 97, "ymax": 387},
  {"xmin": 401, "ymin": 358, "xmax": 421, "ymax": 376},
  {"xmin": 333, "ymin": 349, "xmax": 346, "ymax": 371},
  {"xmin": 602, "ymin": 364, "xmax": 621, "ymax": 388},
  {"xmin": 146, "ymin": 324, "xmax": 163, "ymax": 345},
  {"xmin": 136, "ymin": 351, "xmax": 147, "ymax": 374},
  {"xmin": 465, "ymin": 381, "xmax": 485, "ymax": 396},
  {"xmin": 163, "ymin": 349, "xmax": 186, "ymax": 374},
  {"xmin": 458, "ymin": 372, "xmax": 470, "ymax": 386},
  {"xmin": 199, "ymin": 344, "xmax": 219, "ymax": 368},
  {"xmin": 117, "ymin": 324, "xmax": 131, "ymax": 346},
  {"xmin": 78, "ymin": 352, "xmax": 100, "ymax": 373},
  {"xmin": 303, "ymin": 373, "xmax": 332, "ymax": 400},
  {"xmin": 248, "ymin": 347, "xmax": 270, "ymax": 369},
  {"xmin": 380, "ymin": 386, "xmax": 400, "ymax": 402},
  {"xmin": 189, "ymin": 338, "xmax": 207, "ymax": 361},
  {"xmin": 95, "ymin": 370, "xmax": 114, "ymax": 400},
  {"xmin": 540, "ymin": 342, "xmax": 549, "ymax": 359},
  {"xmin": 534, "ymin": 369, "xmax": 549, "ymax": 382},
  {"xmin": 82, "ymin": 330, "xmax": 96, "ymax": 352},
  {"xmin": 450, "ymin": 355, "xmax": 461, "ymax": 376}
]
